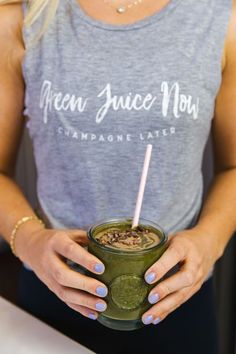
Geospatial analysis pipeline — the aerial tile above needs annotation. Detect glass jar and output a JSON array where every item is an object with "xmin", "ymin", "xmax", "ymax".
[{"xmin": 87, "ymin": 217, "xmax": 168, "ymax": 331}]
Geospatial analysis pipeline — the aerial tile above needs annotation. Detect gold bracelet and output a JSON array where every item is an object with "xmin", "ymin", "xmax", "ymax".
[{"xmin": 10, "ymin": 216, "xmax": 45, "ymax": 257}]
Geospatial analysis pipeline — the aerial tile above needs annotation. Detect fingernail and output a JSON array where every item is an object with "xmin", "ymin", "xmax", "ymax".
[
  {"xmin": 145, "ymin": 272, "xmax": 156, "ymax": 284},
  {"xmin": 96, "ymin": 286, "xmax": 108, "ymax": 297},
  {"xmin": 153, "ymin": 317, "xmax": 161, "ymax": 325},
  {"xmin": 94, "ymin": 264, "xmax": 105, "ymax": 274},
  {"xmin": 88, "ymin": 313, "xmax": 97, "ymax": 320},
  {"xmin": 143, "ymin": 315, "xmax": 153, "ymax": 325},
  {"xmin": 148, "ymin": 293, "xmax": 160, "ymax": 304},
  {"xmin": 95, "ymin": 303, "xmax": 107, "ymax": 312}
]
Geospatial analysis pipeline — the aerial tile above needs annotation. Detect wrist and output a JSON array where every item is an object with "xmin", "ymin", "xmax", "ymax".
[
  {"xmin": 190, "ymin": 223, "xmax": 225, "ymax": 260},
  {"xmin": 13, "ymin": 218, "xmax": 46, "ymax": 263}
]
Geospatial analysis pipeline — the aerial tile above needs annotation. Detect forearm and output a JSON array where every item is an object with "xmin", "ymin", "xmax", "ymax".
[
  {"xmin": 195, "ymin": 168, "xmax": 236, "ymax": 258},
  {"xmin": 0, "ymin": 173, "xmax": 45, "ymax": 253}
]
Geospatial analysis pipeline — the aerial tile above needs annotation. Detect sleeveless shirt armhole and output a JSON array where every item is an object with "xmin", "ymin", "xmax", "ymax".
[
  {"xmin": 21, "ymin": 2, "xmax": 30, "ymax": 118},
  {"xmin": 21, "ymin": 2, "xmax": 46, "ymax": 86},
  {"xmin": 215, "ymin": 0, "xmax": 234, "ymax": 93},
  {"xmin": 220, "ymin": 0, "xmax": 234, "ymax": 62}
]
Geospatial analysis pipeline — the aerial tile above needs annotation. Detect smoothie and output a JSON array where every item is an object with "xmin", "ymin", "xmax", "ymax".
[
  {"xmin": 88, "ymin": 218, "xmax": 167, "ymax": 331},
  {"xmin": 94, "ymin": 225, "xmax": 160, "ymax": 251}
]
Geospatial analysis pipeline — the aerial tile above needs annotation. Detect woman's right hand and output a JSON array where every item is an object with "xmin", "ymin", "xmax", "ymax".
[{"xmin": 16, "ymin": 226, "xmax": 108, "ymax": 321}]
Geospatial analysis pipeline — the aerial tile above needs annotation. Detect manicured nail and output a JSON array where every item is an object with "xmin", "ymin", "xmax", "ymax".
[
  {"xmin": 95, "ymin": 303, "xmax": 107, "ymax": 312},
  {"xmin": 94, "ymin": 264, "xmax": 105, "ymax": 274},
  {"xmin": 148, "ymin": 293, "xmax": 160, "ymax": 304},
  {"xmin": 143, "ymin": 315, "xmax": 153, "ymax": 325},
  {"xmin": 88, "ymin": 313, "xmax": 97, "ymax": 320},
  {"xmin": 145, "ymin": 272, "xmax": 156, "ymax": 284},
  {"xmin": 153, "ymin": 317, "xmax": 161, "ymax": 325},
  {"xmin": 96, "ymin": 286, "xmax": 108, "ymax": 297}
]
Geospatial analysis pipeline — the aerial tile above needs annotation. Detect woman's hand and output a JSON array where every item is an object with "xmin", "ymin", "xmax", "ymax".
[
  {"xmin": 17, "ymin": 227, "xmax": 108, "ymax": 321},
  {"xmin": 142, "ymin": 226, "xmax": 221, "ymax": 325}
]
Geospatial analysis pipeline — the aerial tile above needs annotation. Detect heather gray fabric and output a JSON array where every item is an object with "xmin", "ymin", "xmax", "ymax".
[{"xmin": 22, "ymin": 0, "xmax": 232, "ymax": 235}]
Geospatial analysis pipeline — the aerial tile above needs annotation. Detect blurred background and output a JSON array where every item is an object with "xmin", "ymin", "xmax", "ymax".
[{"xmin": 0, "ymin": 128, "xmax": 235, "ymax": 354}]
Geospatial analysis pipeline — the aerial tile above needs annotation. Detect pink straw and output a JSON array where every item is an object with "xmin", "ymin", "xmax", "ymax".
[{"xmin": 132, "ymin": 144, "xmax": 153, "ymax": 229}]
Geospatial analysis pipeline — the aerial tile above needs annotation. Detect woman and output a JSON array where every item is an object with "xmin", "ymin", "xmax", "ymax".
[{"xmin": 0, "ymin": 0, "xmax": 236, "ymax": 353}]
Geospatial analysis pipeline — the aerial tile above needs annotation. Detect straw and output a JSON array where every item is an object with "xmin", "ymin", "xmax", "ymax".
[{"xmin": 132, "ymin": 144, "xmax": 153, "ymax": 229}]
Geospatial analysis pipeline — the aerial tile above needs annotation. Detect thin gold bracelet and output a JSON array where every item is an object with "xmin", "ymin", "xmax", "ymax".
[{"xmin": 10, "ymin": 216, "xmax": 45, "ymax": 257}]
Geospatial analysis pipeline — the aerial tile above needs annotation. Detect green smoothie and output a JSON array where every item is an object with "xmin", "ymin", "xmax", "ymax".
[{"xmin": 88, "ymin": 218, "xmax": 168, "ymax": 331}]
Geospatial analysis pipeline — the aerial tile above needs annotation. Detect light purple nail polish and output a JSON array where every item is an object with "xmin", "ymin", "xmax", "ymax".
[
  {"xmin": 148, "ymin": 293, "xmax": 160, "ymax": 304},
  {"xmin": 95, "ymin": 303, "xmax": 106, "ymax": 312},
  {"xmin": 143, "ymin": 315, "xmax": 153, "ymax": 325},
  {"xmin": 94, "ymin": 264, "xmax": 105, "ymax": 274},
  {"xmin": 96, "ymin": 286, "xmax": 108, "ymax": 297},
  {"xmin": 88, "ymin": 313, "xmax": 97, "ymax": 320},
  {"xmin": 153, "ymin": 317, "xmax": 161, "ymax": 325},
  {"xmin": 145, "ymin": 272, "xmax": 156, "ymax": 284}
]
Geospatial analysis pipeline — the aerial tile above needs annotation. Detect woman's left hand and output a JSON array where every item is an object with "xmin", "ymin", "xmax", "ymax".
[{"xmin": 142, "ymin": 226, "xmax": 222, "ymax": 325}]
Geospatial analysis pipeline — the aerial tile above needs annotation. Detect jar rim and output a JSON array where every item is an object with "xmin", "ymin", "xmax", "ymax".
[{"xmin": 87, "ymin": 217, "xmax": 168, "ymax": 255}]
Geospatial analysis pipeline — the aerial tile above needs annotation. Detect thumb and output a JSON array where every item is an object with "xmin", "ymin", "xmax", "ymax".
[
  {"xmin": 167, "ymin": 232, "xmax": 180, "ymax": 243},
  {"xmin": 66, "ymin": 229, "xmax": 89, "ymax": 246}
]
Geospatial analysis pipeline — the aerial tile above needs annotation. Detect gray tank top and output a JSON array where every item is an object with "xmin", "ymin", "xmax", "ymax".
[{"xmin": 22, "ymin": 0, "xmax": 232, "ymax": 235}]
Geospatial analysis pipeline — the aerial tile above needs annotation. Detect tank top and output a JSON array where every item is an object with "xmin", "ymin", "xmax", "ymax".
[{"xmin": 22, "ymin": 0, "xmax": 232, "ymax": 235}]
